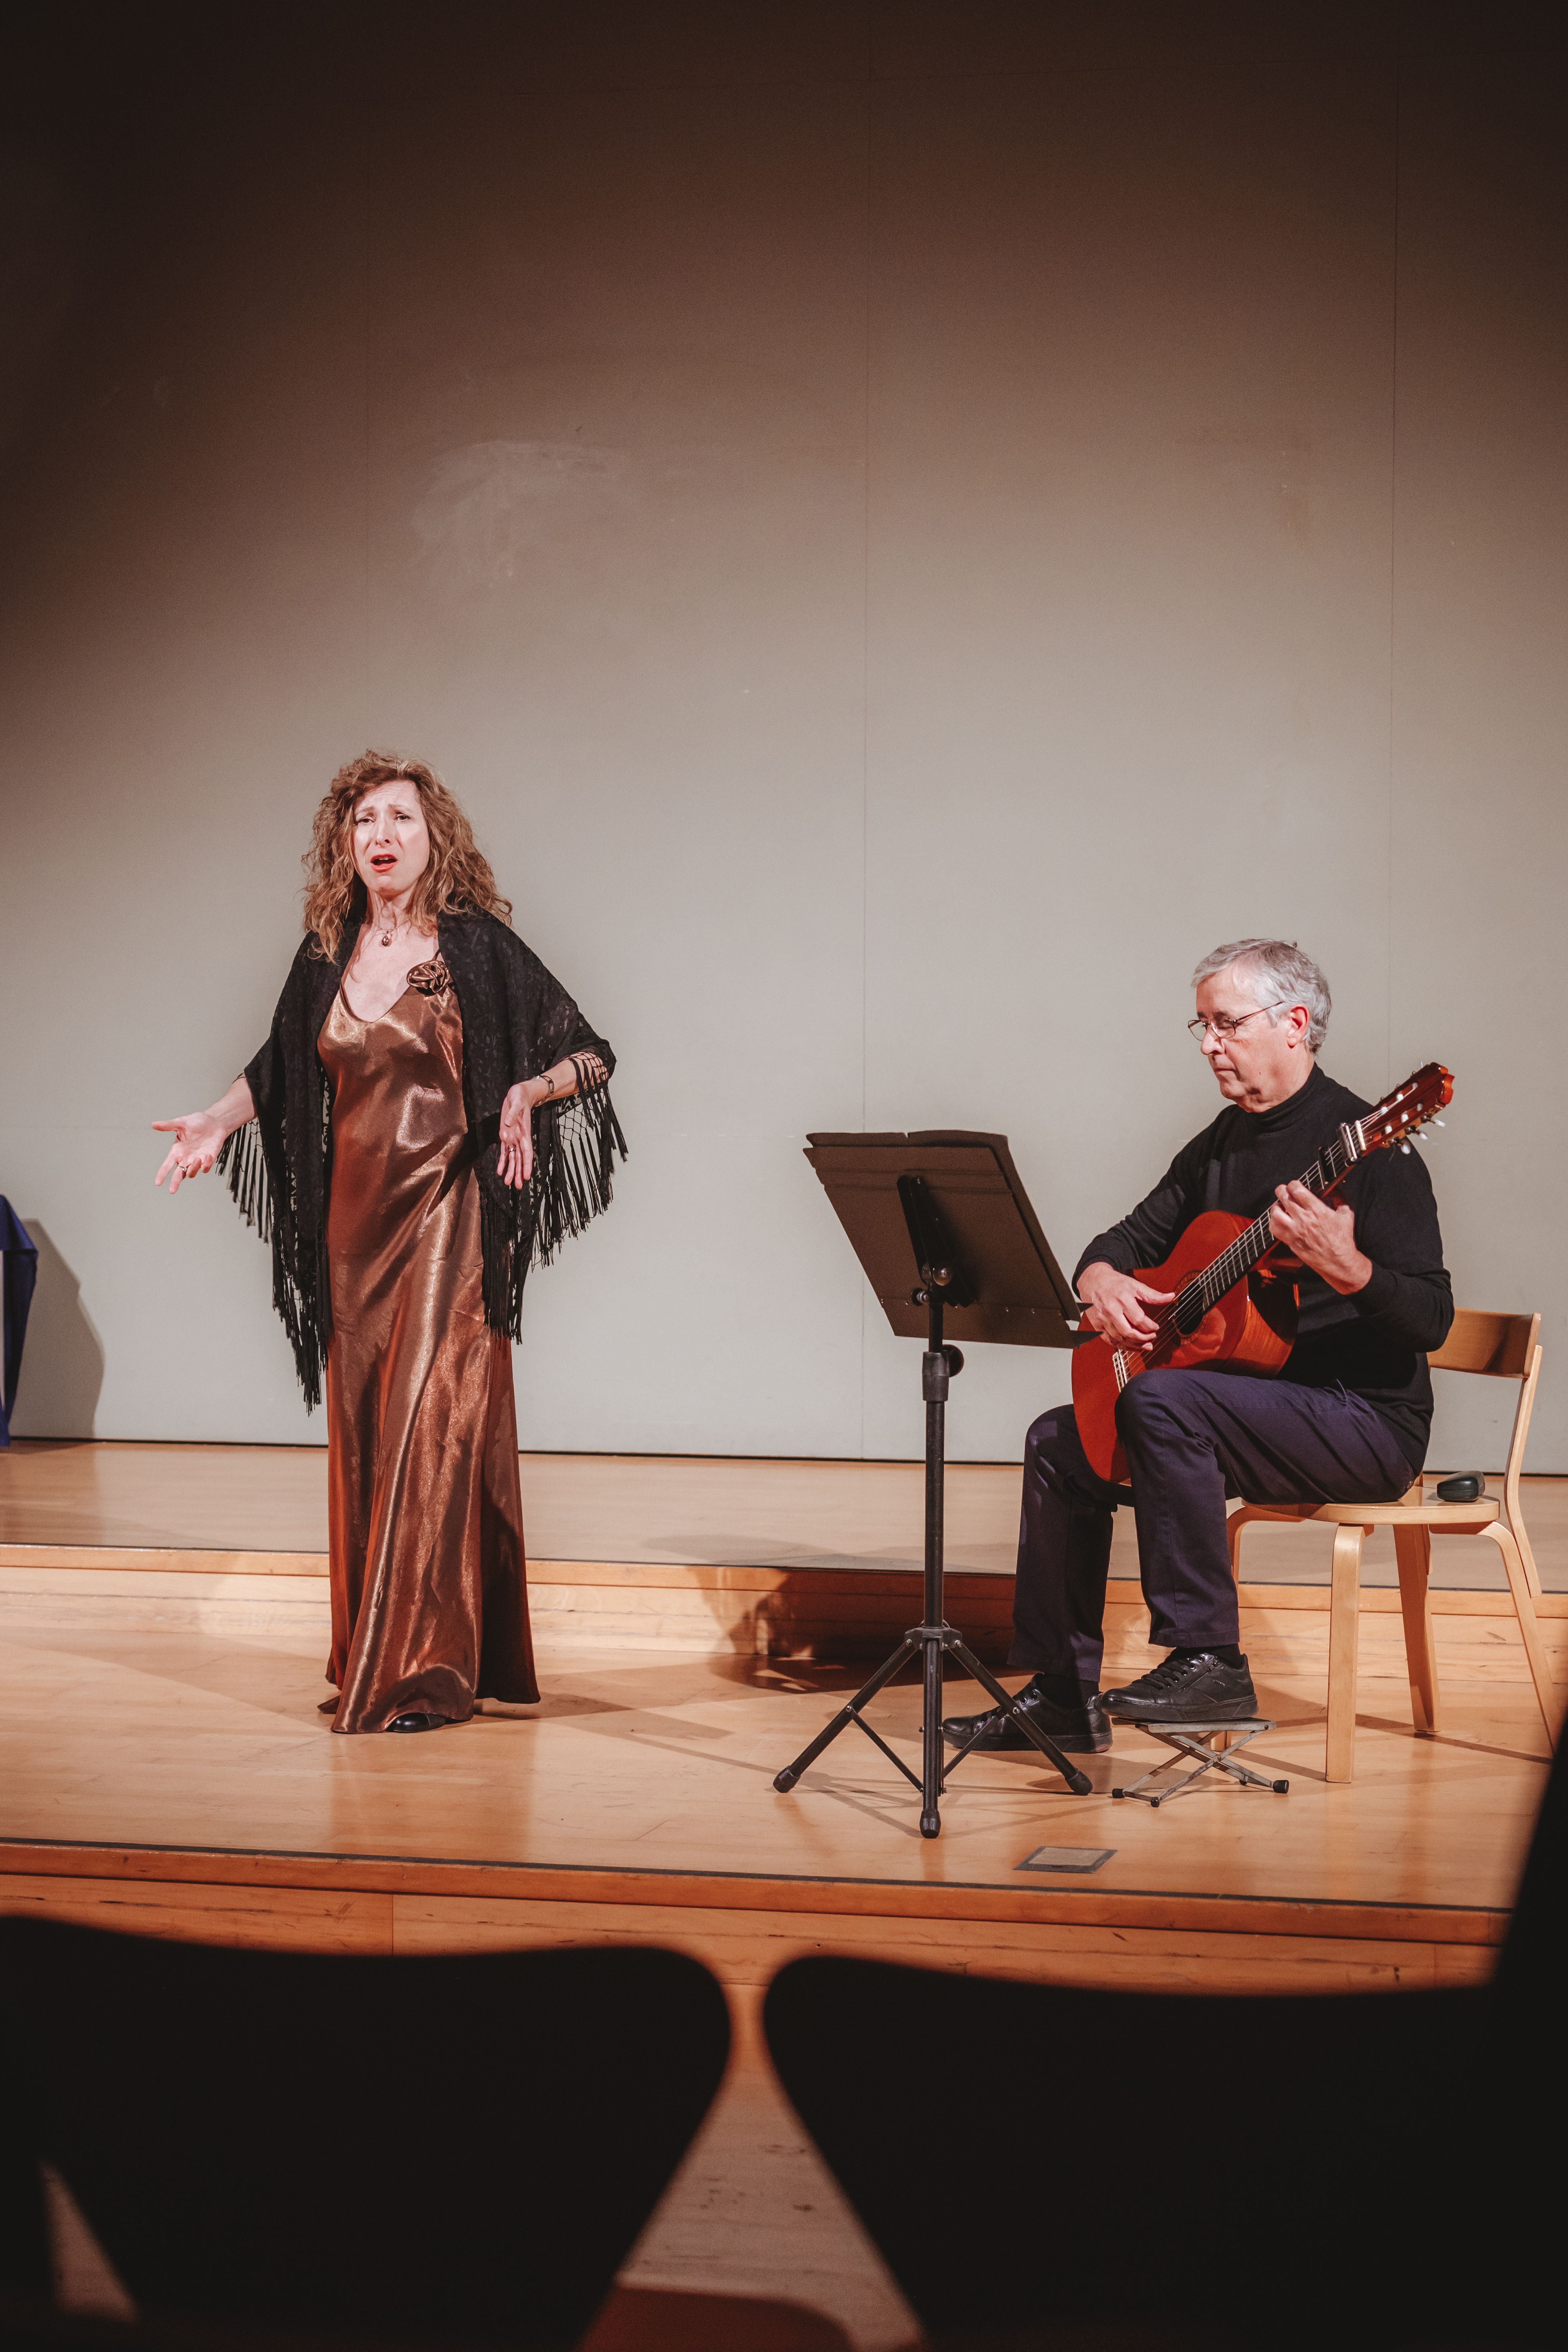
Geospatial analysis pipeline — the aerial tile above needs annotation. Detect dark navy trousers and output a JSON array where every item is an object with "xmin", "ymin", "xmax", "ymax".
[{"xmin": 1008, "ymin": 1370, "xmax": 1417, "ymax": 1684}]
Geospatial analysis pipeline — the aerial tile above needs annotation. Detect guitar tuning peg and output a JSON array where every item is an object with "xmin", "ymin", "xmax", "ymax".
[
  {"xmin": 1400, "ymin": 1142, "xmax": 1411, "ymax": 1154},
  {"xmin": 1432, "ymin": 1118, "xmax": 1445, "ymax": 1127}
]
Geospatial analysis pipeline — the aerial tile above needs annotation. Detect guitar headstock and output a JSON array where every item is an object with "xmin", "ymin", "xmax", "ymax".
[{"xmin": 1356, "ymin": 1063, "xmax": 1454, "ymax": 1159}]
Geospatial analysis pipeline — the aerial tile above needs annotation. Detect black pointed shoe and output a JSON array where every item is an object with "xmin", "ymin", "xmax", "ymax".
[
  {"xmin": 1100, "ymin": 1651, "xmax": 1258, "ymax": 1724},
  {"xmin": 940, "ymin": 1674, "xmax": 1111, "ymax": 1754},
  {"xmin": 387, "ymin": 1712, "xmax": 446, "ymax": 1733}
]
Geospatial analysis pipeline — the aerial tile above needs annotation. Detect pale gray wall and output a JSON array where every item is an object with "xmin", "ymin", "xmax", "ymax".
[{"xmin": 3, "ymin": 3, "xmax": 1564, "ymax": 1469}]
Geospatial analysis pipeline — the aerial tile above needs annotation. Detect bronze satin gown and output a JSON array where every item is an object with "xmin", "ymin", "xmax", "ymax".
[{"xmin": 316, "ymin": 956, "xmax": 538, "ymax": 1732}]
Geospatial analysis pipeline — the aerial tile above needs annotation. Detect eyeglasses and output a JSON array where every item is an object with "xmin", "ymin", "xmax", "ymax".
[{"xmin": 1187, "ymin": 1007, "xmax": 1274, "ymax": 1043}]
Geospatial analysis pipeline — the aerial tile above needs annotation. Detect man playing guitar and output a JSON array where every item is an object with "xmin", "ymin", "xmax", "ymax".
[{"xmin": 942, "ymin": 939, "xmax": 1454, "ymax": 1752}]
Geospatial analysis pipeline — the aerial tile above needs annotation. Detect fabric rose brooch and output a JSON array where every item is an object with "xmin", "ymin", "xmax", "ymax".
[{"xmin": 406, "ymin": 957, "xmax": 452, "ymax": 998}]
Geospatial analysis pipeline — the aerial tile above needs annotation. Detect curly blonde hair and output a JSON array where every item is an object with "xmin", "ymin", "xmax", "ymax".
[{"xmin": 302, "ymin": 750, "xmax": 512, "ymax": 960}]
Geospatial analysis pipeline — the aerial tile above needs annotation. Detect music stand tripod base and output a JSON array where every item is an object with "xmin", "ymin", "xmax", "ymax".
[
  {"xmin": 772, "ymin": 1614, "xmax": 1092, "ymax": 1835},
  {"xmin": 1111, "ymin": 1719, "xmax": 1288, "ymax": 1808}
]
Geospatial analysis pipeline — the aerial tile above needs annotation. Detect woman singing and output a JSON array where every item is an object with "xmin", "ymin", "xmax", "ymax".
[{"xmin": 153, "ymin": 751, "xmax": 624, "ymax": 1734}]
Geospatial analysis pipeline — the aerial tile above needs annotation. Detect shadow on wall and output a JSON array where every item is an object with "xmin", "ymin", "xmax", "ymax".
[{"xmin": 10, "ymin": 1224, "xmax": 104, "ymax": 1438}]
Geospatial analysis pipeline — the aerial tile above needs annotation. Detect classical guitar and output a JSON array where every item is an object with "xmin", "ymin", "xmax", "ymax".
[{"xmin": 1070, "ymin": 1062, "xmax": 1455, "ymax": 1483}]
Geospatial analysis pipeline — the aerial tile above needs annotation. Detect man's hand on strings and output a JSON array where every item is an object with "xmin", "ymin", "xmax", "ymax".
[
  {"xmin": 1268, "ymin": 1182, "xmax": 1371, "ymax": 1295},
  {"xmin": 1076, "ymin": 1262, "xmax": 1176, "ymax": 1350}
]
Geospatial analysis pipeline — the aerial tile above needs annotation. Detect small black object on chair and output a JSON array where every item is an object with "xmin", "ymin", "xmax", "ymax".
[{"xmin": 1435, "ymin": 1471, "xmax": 1485, "ymax": 1502}]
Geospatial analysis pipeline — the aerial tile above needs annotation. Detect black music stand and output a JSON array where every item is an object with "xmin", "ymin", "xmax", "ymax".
[{"xmin": 773, "ymin": 1131, "xmax": 1092, "ymax": 1838}]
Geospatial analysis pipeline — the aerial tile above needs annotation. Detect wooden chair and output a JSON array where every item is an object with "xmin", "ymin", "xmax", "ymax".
[
  {"xmin": 0, "ymin": 1926, "xmax": 730, "ymax": 2348},
  {"xmin": 763, "ymin": 1728, "xmax": 1568, "ymax": 2348},
  {"xmin": 1227, "ymin": 1309, "xmax": 1557, "ymax": 1781}
]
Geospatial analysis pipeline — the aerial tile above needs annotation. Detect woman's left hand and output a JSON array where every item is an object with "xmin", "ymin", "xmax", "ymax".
[{"xmin": 497, "ymin": 1081, "xmax": 539, "ymax": 1189}]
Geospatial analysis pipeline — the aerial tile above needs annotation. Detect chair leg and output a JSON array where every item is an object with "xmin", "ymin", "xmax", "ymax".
[
  {"xmin": 1393, "ymin": 1524, "xmax": 1440, "ymax": 1736},
  {"xmin": 1510, "ymin": 1515, "xmax": 1546, "ymax": 1600},
  {"xmin": 1222, "ymin": 1518, "xmax": 1250, "ymax": 1735},
  {"xmin": 1227, "ymin": 1508, "xmax": 1251, "ymax": 1582},
  {"xmin": 1326, "ymin": 1524, "xmax": 1366, "ymax": 1784},
  {"xmin": 1481, "ymin": 1523, "xmax": 1559, "ymax": 1752}
]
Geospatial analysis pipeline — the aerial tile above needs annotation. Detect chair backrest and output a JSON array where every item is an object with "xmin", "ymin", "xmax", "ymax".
[
  {"xmin": 0, "ymin": 2132, "xmax": 47, "ymax": 2302},
  {"xmin": 765, "ymin": 1865, "xmax": 1564, "ymax": 2349},
  {"xmin": 1428, "ymin": 1308, "xmax": 1542, "ymax": 1518},
  {"xmin": 0, "ymin": 1926, "xmax": 729, "ymax": 2348},
  {"xmin": 764, "ymin": 1952, "xmax": 1519, "ymax": 2344},
  {"xmin": 1429, "ymin": 1307, "xmax": 1538, "ymax": 1379},
  {"xmin": 1494, "ymin": 1701, "xmax": 1568, "ymax": 2009}
]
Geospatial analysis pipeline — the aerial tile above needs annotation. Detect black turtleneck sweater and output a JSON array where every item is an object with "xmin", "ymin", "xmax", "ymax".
[{"xmin": 1073, "ymin": 1062, "xmax": 1453, "ymax": 1469}]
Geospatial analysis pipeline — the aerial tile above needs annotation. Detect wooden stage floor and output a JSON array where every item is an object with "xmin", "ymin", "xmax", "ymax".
[
  {"xmin": 1, "ymin": 1440, "xmax": 1562, "ymax": 1987},
  {"xmin": 3, "ymin": 1441, "xmax": 1562, "ymax": 2345},
  {"xmin": 0, "ymin": 1563, "xmax": 1556, "ymax": 1970}
]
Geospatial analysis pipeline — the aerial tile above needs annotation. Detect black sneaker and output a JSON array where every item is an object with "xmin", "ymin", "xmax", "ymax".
[
  {"xmin": 1101, "ymin": 1651, "xmax": 1257, "ymax": 1724},
  {"xmin": 940, "ymin": 1673, "xmax": 1111, "ymax": 1754}
]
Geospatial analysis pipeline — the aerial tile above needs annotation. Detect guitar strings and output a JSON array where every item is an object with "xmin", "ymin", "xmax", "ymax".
[
  {"xmin": 1120, "ymin": 1128, "xmax": 1357, "ymax": 1362},
  {"xmin": 1103, "ymin": 1073, "xmax": 1440, "ymax": 1378}
]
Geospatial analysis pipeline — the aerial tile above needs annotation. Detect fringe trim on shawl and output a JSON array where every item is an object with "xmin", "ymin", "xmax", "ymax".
[
  {"xmin": 264, "ymin": 1228, "xmax": 329, "ymax": 1418},
  {"xmin": 479, "ymin": 1069, "xmax": 628, "ymax": 1345},
  {"xmin": 535, "ymin": 1059, "xmax": 628, "ymax": 1264},
  {"xmin": 222, "ymin": 1067, "xmax": 624, "ymax": 1378},
  {"xmin": 217, "ymin": 1118, "xmax": 329, "ymax": 1413},
  {"xmin": 216, "ymin": 1119, "xmax": 272, "ymax": 1241}
]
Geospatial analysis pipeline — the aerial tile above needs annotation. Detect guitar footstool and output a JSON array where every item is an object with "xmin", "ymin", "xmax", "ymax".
[{"xmin": 1111, "ymin": 1719, "xmax": 1288, "ymax": 1808}]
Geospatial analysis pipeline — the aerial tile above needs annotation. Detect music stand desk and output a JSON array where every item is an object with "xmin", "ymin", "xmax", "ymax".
[{"xmin": 803, "ymin": 1130, "xmax": 1079, "ymax": 1351}]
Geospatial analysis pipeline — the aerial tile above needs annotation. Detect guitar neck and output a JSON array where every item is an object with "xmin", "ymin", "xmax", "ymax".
[{"xmin": 1187, "ymin": 1125, "xmax": 1359, "ymax": 1318}]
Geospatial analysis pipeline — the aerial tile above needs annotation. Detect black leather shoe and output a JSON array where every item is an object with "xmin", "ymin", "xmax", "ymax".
[
  {"xmin": 1101, "ymin": 1651, "xmax": 1258, "ymax": 1723},
  {"xmin": 387, "ymin": 1712, "xmax": 445, "ymax": 1733},
  {"xmin": 940, "ymin": 1674, "xmax": 1111, "ymax": 1754}
]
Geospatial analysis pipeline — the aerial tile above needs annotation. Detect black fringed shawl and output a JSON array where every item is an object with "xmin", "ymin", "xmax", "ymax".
[{"xmin": 216, "ymin": 910, "xmax": 625, "ymax": 1410}]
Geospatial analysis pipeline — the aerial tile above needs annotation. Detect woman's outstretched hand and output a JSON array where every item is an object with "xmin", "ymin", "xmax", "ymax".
[
  {"xmin": 152, "ymin": 1110, "xmax": 227, "ymax": 1195},
  {"xmin": 153, "ymin": 1076, "xmax": 255, "ymax": 1195},
  {"xmin": 497, "ymin": 1082, "xmax": 537, "ymax": 1189}
]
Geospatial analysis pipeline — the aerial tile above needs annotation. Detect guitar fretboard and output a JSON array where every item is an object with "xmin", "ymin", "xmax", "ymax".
[{"xmin": 1172, "ymin": 1121, "xmax": 1361, "ymax": 1333}]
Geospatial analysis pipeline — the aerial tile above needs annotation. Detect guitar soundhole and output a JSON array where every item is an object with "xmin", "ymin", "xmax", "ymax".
[{"xmin": 1174, "ymin": 1282, "xmax": 1206, "ymax": 1338}]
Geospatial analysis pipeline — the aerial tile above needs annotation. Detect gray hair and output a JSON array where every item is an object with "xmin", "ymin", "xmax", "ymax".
[{"xmin": 1191, "ymin": 938, "xmax": 1331, "ymax": 1051}]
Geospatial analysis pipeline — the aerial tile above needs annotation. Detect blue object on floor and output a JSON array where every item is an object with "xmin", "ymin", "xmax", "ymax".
[{"xmin": 0, "ymin": 1196, "xmax": 37, "ymax": 1447}]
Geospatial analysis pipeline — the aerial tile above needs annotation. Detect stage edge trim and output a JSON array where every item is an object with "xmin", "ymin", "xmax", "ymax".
[{"xmin": 0, "ymin": 1841, "xmax": 1507, "ymax": 1946}]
